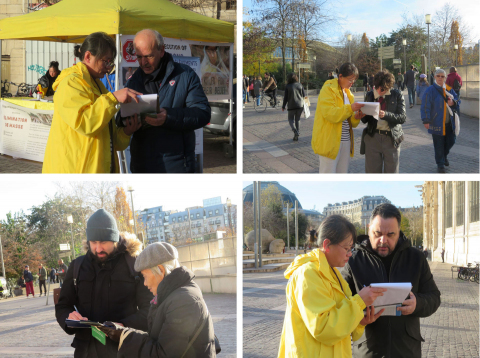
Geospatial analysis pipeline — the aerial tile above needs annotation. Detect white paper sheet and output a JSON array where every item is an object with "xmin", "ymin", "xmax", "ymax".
[
  {"xmin": 358, "ymin": 102, "xmax": 380, "ymax": 120},
  {"xmin": 370, "ymin": 282, "xmax": 412, "ymax": 307},
  {"xmin": 120, "ymin": 94, "xmax": 158, "ymax": 117}
]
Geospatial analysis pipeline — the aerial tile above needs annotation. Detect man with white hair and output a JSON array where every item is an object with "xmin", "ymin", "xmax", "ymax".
[
  {"xmin": 99, "ymin": 242, "xmax": 217, "ymax": 357},
  {"xmin": 124, "ymin": 29, "xmax": 211, "ymax": 173},
  {"xmin": 421, "ymin": 68, "xmax": 460, "ymax": 173}
]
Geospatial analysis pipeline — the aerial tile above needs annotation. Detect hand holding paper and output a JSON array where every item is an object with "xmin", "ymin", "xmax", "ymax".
[
  {"xmin": 358, "ymin": 102, "xmax": 380, "ymax": 119},
  {"xmin": 120, "ymin": 94, "xmax": 158, "ymax": 117},
  {"xmin": 397, "ymin": 291, "xmax": 416, "ymax": 315}
]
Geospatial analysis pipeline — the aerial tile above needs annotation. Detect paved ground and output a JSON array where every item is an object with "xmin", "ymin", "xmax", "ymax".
[
  {"xmin": 243, "ymin": 90, "xmax": 479, "ymax": 173},
  {"xmin": 243, "ymin": 261, "xmax": 479, "ymax": 358},
  {"xmin": 0, "ymin": 283, "xmax": 236, "ymax": 357},
  {"xmin": 0, "ymin": 131, "xmax": 236, "ymax": 174}
]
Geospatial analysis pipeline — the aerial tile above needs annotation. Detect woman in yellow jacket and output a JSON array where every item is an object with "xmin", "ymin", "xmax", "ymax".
[
  {"xmin": 312, "ymin": 63, "xmax": 366, "ymax": 173},
  {"xmin": 42, "ymin": 32, "xmax": 142, "ymax": 173},
  {"xmin": 278, "ymin": 215, "xmax": 387, "ymax": 358}
]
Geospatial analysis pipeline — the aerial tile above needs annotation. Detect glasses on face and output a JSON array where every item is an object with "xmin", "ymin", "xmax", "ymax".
[
  {"xmin": 435, "ymin": 75, "xmax": 445, "ymax": 78},
  {"xmin": 136, "ymin": 54, "xmax": 156, "ymax": 62},
  {"xmin": 338, "ymin": 244, "xmax": 355, "ymax": 253},
  {"xmin": 101, "ymin": 59, "xmax": 114, "ymax": 68}
]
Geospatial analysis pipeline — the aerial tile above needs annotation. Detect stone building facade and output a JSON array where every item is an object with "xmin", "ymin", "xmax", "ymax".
[
  {"xmin": 422, "ymin": 181, "xmax": 480, "ymax": 265},
  {"xmin": 323, "ymin": 195, "xmax": 391, "ymax": 227}
]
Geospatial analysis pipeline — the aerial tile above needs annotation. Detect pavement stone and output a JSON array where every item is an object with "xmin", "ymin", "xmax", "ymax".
[
  {"xmin": 0, "ymin": 285, "xmax": 236, "ymax": 357},
  {"xmin": 243, "ymin": 261, "xmax": 479, "ymax": 358},
  {"xmin": 243, "ymin": 90, "xmax": 479, "ymax": 173}
]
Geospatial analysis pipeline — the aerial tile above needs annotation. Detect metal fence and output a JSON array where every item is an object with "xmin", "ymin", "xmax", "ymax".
[{"xmin": 442, "ymin": 64, "xmax": 479, "ymax": 99}]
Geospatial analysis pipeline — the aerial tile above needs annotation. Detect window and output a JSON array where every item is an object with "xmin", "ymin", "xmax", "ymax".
[
  {"xmin": 445, "ymin": 182, "xmax": 453, "ymax": 228},
  {"xmin": 226, "ymin": 0, "xmax": 236, "ymax": 10},
  {"xmin": 215, "ymin": 209, "xmax": 219, "ymax": 214},
  {"xmin": 456, "ymin": 182, "xmax": 465, "ymax": 226},
  {"xmin": 184, "ymin": 215, "xmax": 188, "ymax": 220},
  {"xmin": 469, "ymin": 182, "xmax": 479, "ymax": 223},
  {"xmin": 209, "ymin": 210, "xmax": 213, "ymax": 216},
  {"xmin": 191, "ymin": 224, "xmax": 195, "ymax": 228},
  {"xmin": 191, "ymin": 214, "xmax": 194, "ymax": 219},
  {"xmin": 196, "ymin": 213, "xmax": 200, "ymax": 218},
  {"xmin": 172, "ymin": 218, "xmax": 176, "ymax": 222}
]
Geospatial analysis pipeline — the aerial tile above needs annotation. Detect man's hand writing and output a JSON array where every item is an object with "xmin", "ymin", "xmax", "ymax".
[{"xmin": 68, "ymin": 311, "xmax": 88, "ymax": 321}]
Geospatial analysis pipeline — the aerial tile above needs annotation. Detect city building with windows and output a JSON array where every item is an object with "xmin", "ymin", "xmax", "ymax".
[
  {"xmin": 422, "ymin": 181, "xmax": 480, "ymax": 265},
  {"xmin": 137, "ymin": 198, "xmax": 237, "ymax": 246},
  {"xmin": 323, "ymin": 196, "xmax": 392, "ymax": 227}
]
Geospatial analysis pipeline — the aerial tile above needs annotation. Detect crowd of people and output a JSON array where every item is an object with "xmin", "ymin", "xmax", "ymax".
[{"xmin": 311, "ymin": 62, "xmax": 461, "ymax": 174}]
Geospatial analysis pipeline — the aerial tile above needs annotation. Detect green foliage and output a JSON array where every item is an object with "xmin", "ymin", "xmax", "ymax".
[{"xmin": 243, "ymin": 21, "xmax": 277, "ymax": 76}]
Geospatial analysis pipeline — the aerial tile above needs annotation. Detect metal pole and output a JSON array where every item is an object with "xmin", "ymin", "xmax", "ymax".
[
  {"xmin": 403, "ymin": 44, "xmax": 406, "ymax": 75},
  {"xmin": 253, "ymin": 182, "xmax": 257, "ymax": 268},
  {"xmin": 258, "ymin": 181, "xmax": 262, "ymax": 267},
  {"xmin": 130, "ymin": 191, "xmax": 139, "ymax": 246},
  {"xmin": 349, "ymin": 42, "xmax": 351, "ymax": 62},
  {"xmin": 0, "ymin": 235, "xmax": 5, "ymax": 278},
  {"xmin": 380, "ymin": 41, "xmax": 383, "ymax": 71},
  {"xmin": 295, "ymin": 200, "xmax": 298, "ymax": 256},
  {"xmin": 286, "ymin": 202, "xmax": 290, "ymax": 251},
  {"xmin": 70, "ymin": 223, "xmax": 75, "ymax": 259},
  {"xmin": 427, "ymin": 24, "xmax": 430, "ymax": 84}
]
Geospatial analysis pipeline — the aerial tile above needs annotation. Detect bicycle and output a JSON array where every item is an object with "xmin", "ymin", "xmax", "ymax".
[
  {"xmin": 253, "ymin": 91, "xmax": 282, "ymax": 113},
  {"xmin": 1, "ymin": 79, "xmax": 12, "ymax": 98},
  {"xmin": 9, "ymin": 82, "xmax": 36, "ymax": 97}
]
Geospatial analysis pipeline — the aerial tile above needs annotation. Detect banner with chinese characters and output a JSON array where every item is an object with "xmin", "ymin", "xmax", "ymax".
[
  {"xmin": 0, "ymin": 100, "xmax": 52, "ymax": 162},
  {"xmin": 119, "ymin": 35, "xmax": 233, "ymax": 102}
]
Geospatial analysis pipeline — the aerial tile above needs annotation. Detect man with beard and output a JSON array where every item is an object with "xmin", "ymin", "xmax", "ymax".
[
  {"xmin": 55, "ymin": 209, "xmax": 152, "ymax": 358},
  {"xmin": 341, "ymin": 203, "xmax": 441, "ymax": 358}
]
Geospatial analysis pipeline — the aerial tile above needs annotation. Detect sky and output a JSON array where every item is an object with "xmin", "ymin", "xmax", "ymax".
[
  {"xmin": 243, "ymin": 181, "xmax": 424, "ymax": 211},
  {"xmin": 243, "ymin": 0, "xmax": 480, "ymax": 47},
  {"xmin": 0, "ymin": 178, "xmax": 240, "ymax": 222}
]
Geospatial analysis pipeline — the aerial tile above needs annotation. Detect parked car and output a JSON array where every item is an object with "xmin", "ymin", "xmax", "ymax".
[
  {"xmin": 0, "ymin": 276, "xmax": 13, "ymax": 299},
  {"xmin": 204, "ymin": 101, "xmax": 237, "ymax": 145}
]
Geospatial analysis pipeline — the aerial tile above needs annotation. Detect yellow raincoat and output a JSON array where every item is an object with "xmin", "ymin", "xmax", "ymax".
[
  {"xmin": 42, "ymin": 62, "xmax": 130, "ymax": 173},
  {"xmin": 311, "ymin": 79, "xmax": 360, "ymax": 159},
  {"xmin": 278, "ymin": 249, "xmax": 366, "ymax": 358}
]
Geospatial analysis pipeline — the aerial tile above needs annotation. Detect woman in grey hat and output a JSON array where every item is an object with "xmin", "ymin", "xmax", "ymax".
[{"xmin": 100, "ymin": 242, "xmax": 216, "ymax": 357}]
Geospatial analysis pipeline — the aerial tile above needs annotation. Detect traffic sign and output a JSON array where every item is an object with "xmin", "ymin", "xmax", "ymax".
[
  {"xmin": 297, "ymin": 63, "xmax": 311, "ymax": 69},
  {"xmin": 59, "ymin": 244, "xmax": 70, "ymax": 251},
  {"xmin": 378, "ymin": 46, "xmax": 395, "ymax": 59},
  {"xmin": 393, "ymin": 59, "xmax": 401, "ymax": 64}
]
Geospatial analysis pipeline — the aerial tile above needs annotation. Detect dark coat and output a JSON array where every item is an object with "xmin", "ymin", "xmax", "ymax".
[
  {"xmin": 125, "ymin": 52, "xmax": 211, "ymax": 173},
  {"xmin": 362, "ymin": 88, "xmax": 406, "ymax": 147},
  {"xmin": 341, "ymin": 233, "xmax": 441, "ymax": 358},
  {"xmin": 55, "ymin": 236, "xmax": 153, "ymax": 358},
  {"xmin": 38, "ymin": 70, "xmax": 60, "ymax": 96},
  {"xmin": 118, "ymin": 267, "xmax": 216, "ymax": 358},
  {"xmin": 282, "ymin": 82, "xmax": 305, "ymax": 111},
  {"xmin": 23, "ymin": 270, "xmax": 33, "ymax": 283}
]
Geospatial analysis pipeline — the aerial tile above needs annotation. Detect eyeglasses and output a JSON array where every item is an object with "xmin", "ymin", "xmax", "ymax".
[
  {"xmin": 101, "ymin": 59, "xmax": 115, "ymax": 68},
  {"xmin": 338, "ymin": 244, "xmax": 355, "ymax": 253},
  {"xmin": 435, "ymin": 75, "xmax": 445, "ymax": 78},
  {"xmin": 136, "ymin": 54, "xmax": 156, "ymax": 62}
]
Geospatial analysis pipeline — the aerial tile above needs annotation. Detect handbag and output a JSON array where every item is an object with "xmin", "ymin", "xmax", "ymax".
[
  {"xmin": 180, "ymin": 315, "xmax": 221, "ymax": 358},
  {"xmin": 434, "ymin": 86, "xmax": 460, "ymax": 136},
  {"xmin": 303, "ymin": 98, "xmax": 310, "ymax": 119}
]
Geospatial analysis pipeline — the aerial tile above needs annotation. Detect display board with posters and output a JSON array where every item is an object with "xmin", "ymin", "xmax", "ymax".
[{"xmin": 0, "ymin": 100, "xmax": 52, "ymax": 162}]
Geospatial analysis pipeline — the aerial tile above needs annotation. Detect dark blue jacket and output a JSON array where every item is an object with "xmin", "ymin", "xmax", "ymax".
[
  {"xmin": 125, "ymin": 52, "xmax": 210, "ymax": 173},
  {"xmin": 23, "ymin": 270, "xmax": 33, "ymax": 283},
  {"xmin": 421, "ymin": 82, "xmax": 459, "ymax": 136}
]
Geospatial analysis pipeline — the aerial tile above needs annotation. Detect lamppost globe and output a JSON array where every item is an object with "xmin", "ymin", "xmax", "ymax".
[
  {"xmin": 402, "ymin": 39, "xmax": 406, "ymax": 46},
  {"xmin": 425, "ymin": 14, "xmax": 432, "ymax": 24},
  {"xmin": 425, "ymin": 14, "xmax": 432, "ymax": 84},
  {"xmin": 402, "ymin": 39, "xmax": 407, "ymax": 75},
  {"xmin": 127, "ymin": 185, "xmax": 140, "ymax": 246}
]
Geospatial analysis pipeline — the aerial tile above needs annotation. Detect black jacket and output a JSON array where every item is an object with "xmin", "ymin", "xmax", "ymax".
[
  {"xmin": 118, "ymin": 267, "xmax": 216, "ymax": 358},
  {"xmin": 23, "ymin": 270, "xmax": 33, "ymax": 283},
  {"xmin": 37, "ymin": 70, "xmax": 60, "ymax": 96},
  {"xmin": 55, "ymin": 236, "xmax": 153, "ymax": 358},
  {"xmin": 362, "ymin": 89, "xmax": 406, "ymax": 147},
  {"xmin": 125, "ymin": 52, "xmax": 211, "ymax": 173},
  {"xmin": 341, "ymin": 233, "xmax": 441, "ymax": 358},
  {"xmin": 282, "ymin": 82, "xmax": 305, "ymax": 111},
  {"xmin": 404, "ymin": 69, "xmax": 417, "ymax": 88}
]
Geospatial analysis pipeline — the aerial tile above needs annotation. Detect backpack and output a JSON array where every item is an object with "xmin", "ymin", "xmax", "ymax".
[
  {"xmin": 73, "ymin": 254, "xmax": 138, "ymax": 294},
  {"xmin": 453, "ymin": 79, "xmax": 461, "ymax": 92},
  {"xmin": 271, "ymin": 75, "xmax": 277, "ymax": 87}
]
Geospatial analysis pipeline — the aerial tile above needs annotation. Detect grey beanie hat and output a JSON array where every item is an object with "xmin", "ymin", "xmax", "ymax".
[
  {"xmin": 134, "ymin": 242, "xmax": 178, "ymax": 272},
  {"xmin": 86, "ymin": 209, "xmax": 119, "ymax": 242}
]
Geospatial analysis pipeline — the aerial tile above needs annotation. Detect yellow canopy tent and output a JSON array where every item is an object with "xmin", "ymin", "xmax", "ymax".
[{"xmin": 0, "ymin": 0, "xmax": 234, "ymax": 43}]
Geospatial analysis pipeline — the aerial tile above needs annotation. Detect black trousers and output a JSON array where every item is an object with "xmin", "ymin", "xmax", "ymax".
[{"xmin": 39, "ymin": 279, "xmax": 46, "ymax": 295}]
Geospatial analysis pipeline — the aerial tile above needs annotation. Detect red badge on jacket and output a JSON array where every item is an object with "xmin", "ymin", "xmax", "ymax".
[{"xmin": 169, "ymin": 80, "xmax": 175, "ymax": 86}]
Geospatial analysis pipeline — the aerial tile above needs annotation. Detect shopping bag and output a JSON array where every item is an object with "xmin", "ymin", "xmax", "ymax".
[
  {"xmin": 454, "ymin": 112, "xmax": 460, "ymax": 136},
  {"xmin": 303, "ymin": 101, "xmax": 310, "ymax": 119}
]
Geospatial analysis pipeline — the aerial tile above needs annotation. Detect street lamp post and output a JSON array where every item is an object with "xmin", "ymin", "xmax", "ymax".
[
  {"xmin": 347, "ymin": 34, "xmax": 352, "ymax": 62},
  {"xmin": 127, "ymin": 185, "xmax": 140, "ymax": 247},
  {"xmin": 402, "ymin": 39, "xmax": 407, "ymax": 75},
  {"xmin": 226, "ymin": 198, "xmax": 233, "ymax": 235},
  {"xmin": 454, "ymin": 44, "xmax": 458, "ymax": 66},
  {"xmin": 425, "ymin": 14, "xmax": 432, "ymax": 84},
  {"xmin": 67, "ymin": 215, "xmax": 75, "ymax": 259}
]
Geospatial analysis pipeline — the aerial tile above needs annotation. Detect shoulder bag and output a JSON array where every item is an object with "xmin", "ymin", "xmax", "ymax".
[{"xmin": 434, "ymin": 86, "xmax": 460, "ymax": 136}]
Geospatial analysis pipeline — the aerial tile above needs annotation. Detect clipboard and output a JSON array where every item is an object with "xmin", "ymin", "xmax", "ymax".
[{"xmin": 66, "ymin": 319, "xmax": 105, "ymax": 329}]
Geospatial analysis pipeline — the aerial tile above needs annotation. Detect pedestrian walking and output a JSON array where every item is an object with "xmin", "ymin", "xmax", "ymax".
[
  {"xmin": 254, "ymin": 76, "xmax": 262, "ymax": 106},
  {"xmin": 361, "ymin": 69, "xmax": 405, "ymax": 173},
  {"xmin": 421, "ymin": 69, "xmax": 460, "ymax": 173},
  {"xmin": 277, "ymin": 215, "xmax": 387, "ymax": 357},
  {"xmin": 312, "ymin": 62, "xmax": 365, "ymax": 173},
  {"xmin": 243, "ymin": 74, "xmax": 249, "ymax": 104},
  {"xmin": 404, "ymin": 65, "xmax": 417, "ymax": 108},
  {"xmin": 396, "ymin": 72, "xmax": 404, "ymax": 91},
  {"xmin": 446, "ymin": 66, "xmax": 462, "ymax": 98},
  {"xmin": 42, "ymin": 32, "xmax": 142, "ymax": 173},
  {"xmin": 282, "ymin": 73, "xmax": 305, "ymax": 142},
  {"xmin": 441, "ymin": 248, "xmax": 445, "ymax": 263},
  {"xmin": 249, "ymin": 76, "xmax": 255, "ymax": 99},
  {"xmin": 363, "ymin": 73, "xmax": 369, "ymax": 92},
  {"xmin": 55, "ymin": 209, "xmax": 152, "ymax": 357},
  {"xmin": 50, "ymin": 267, "xmax": 56, "ymax": 284},
  {"xmin": 38, "ymin": 263, "xmax": 47, "ymax": 297},
  {"xmin": 56, "ymin": 259, "xmax": 68, "ymax": 288},
  {"xmin": 416, "ymin": 74, "xmax": 429, "ymax": 102},
  {"xmin": 23, "ymin": 265, "xmax": 35, "ymax": 298},
  {"xmin": 101, "ymin": 242, "xmax": 217, "ymax": 358}
]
